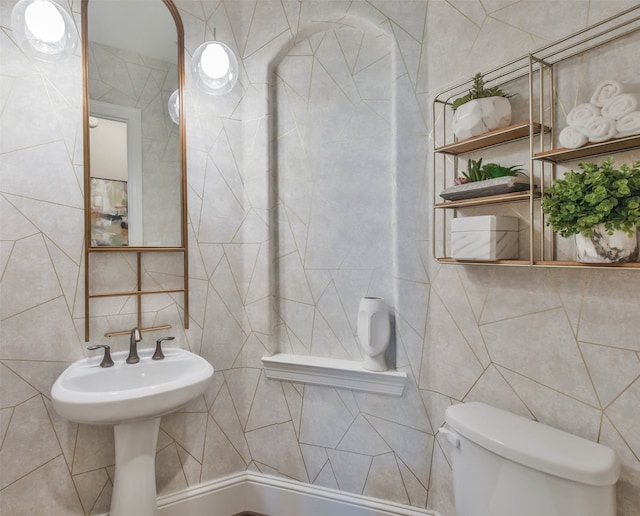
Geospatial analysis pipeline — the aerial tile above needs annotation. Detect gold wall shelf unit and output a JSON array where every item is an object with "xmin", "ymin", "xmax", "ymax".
[{"xmin": 432, "ymin": 5, "xmax": 640, "ymax": 269}]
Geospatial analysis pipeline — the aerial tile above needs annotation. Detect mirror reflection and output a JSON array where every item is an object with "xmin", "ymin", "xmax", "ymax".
[{"xmin": 87, "ymin": 0, "xmax": 181, "ymax": 247}]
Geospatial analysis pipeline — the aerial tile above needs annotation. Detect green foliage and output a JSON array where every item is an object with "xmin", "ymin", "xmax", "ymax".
[
  {"xmin": 452, "ymin": 73, "xmax": 513, "ymax": 112},
  {"xmin": 462, "ymin": 158, "xmax": 486, "ymax": 182},
  {"xmin": 541, "ymin": 158, "xmax": 640, "ymax": 238},
  {"xmin": 483, "ymin": 162, "xmax": 525, "ymax": 178},
  {"xmin": 460, "ymin": 158, "xmax": 524, "ymax": 182}
]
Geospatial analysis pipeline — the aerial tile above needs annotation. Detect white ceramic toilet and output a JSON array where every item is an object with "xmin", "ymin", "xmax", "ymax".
[{"xmin": 440, "ymin": 402, "xmax": 620, "ymax": 516}]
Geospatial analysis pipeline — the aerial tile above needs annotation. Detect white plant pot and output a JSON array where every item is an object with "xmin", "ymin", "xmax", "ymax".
[
  {"xmin": 453, "ymin": 96, "xmax": 512, "ymax": 140},
  {"xmin": 575, "ymin": 224, "xmax": 638, "ymax": 263}
]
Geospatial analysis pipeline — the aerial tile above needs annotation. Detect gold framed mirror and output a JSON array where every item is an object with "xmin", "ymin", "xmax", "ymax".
[{"xmin": 82, "ymin": 0, "xmax": 188, "ymax": 341}]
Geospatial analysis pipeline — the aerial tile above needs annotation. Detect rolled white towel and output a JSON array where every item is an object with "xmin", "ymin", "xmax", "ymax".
[
  {"xmin": 601, "ymin": 93, "xmax": 640, "ymax": 120},
  {"xmin": 566, "ymin": 103, "xmax": 600, "ymax": 127},
  {"xmin": 590, "ymin": 80, "xmax": 625, "ymax": 107},
  {"xmin": 582, "ymin": 116, "xmax": 617, "ymax": 143},
  {"xmin": 616, "ymin": 111, "xmax": 640, "ymax": 138},
  {"xmin": 558, "ymin": 125, "xmax": 588, "ymax": 149}
]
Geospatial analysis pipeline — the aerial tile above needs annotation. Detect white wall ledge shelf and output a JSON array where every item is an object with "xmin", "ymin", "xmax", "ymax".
[{"xmin": 262, "ymin": 353, "xmax": 407, "ymax": 396}]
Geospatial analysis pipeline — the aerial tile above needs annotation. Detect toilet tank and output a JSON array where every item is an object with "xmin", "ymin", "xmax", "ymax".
[{"xmin": 443, "ymin": 402, "xmax": 619, "ymax": 516}]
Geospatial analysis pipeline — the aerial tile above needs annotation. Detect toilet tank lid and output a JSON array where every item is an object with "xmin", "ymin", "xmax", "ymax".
[{"xmin": 445, "ymin": 402, "xmax": 619, "ymax": 486}]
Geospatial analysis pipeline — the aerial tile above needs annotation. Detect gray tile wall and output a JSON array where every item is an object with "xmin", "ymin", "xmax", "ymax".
[{"xmin": 1, "ymin": 1, "xmax": 639, "ymax": 515}]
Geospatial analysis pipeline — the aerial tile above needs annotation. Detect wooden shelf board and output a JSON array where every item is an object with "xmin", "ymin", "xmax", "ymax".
[
  {"xmin": 436, "ymin": 258, "xmax": 531, "ymax": 266},
  {"xmin": 534, "ymin": 135, "xmax": 640, "ymax": 163},
  {"xmin": 534, "ymin": 260, "xmax": 640, "ymax": 268},
  {"xmin": 435, "ymin": 122, "xmax": 549, "ymax": 155},
  {"xmin": 436, "ymin": 258, "xmax": 640, "ymax": 268},
  {"xmin": 435, "ymin": 190, "xmax": 539, "ymax": 208}
]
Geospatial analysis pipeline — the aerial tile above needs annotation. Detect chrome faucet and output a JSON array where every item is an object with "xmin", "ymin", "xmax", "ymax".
[{"xmin": 126, "ymin": 328, "xmax": 142, "ymax": 364}]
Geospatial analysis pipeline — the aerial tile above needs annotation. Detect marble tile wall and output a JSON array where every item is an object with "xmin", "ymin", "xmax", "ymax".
[{"xmin": 1, "ymin": 0, "xmax": 639, "ymax": 515}]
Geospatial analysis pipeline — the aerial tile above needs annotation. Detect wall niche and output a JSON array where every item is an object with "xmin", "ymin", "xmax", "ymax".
[{"xmin": 271, "ymin": 22, "xmax": 395, "ymax": 362}]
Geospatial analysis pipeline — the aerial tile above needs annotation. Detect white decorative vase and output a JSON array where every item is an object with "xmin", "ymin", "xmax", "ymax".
[
  {"xmin": 357, "ymin": 296, "xmax": 391, "ymax": 372},
  {"xmin": 452, "ymin": 96, "xmax": 512, "ymax": 140},
  {"xmin": 575, "ymin": 224, "xmax": 638, "ymax": 263}
]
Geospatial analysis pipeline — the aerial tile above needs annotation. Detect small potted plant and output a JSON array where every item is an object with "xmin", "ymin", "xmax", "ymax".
[
  {"xmin": 541, "ymin": 158, "xmax": 640, "ymax": 263},
  {"xmin": 440, "ymin": 158, "xmax": 528, "ymax": 201},
  {"xmin": 452, "ymin": 73, "xmax": 513, "ymax": 140},
  {"xmin": 454, "ymin": 158, "xmax": 524, "ymax": 184}
]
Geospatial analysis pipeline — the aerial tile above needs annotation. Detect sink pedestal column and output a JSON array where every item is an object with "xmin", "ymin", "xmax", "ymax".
[{"xmin": 111, "ymin": 417, "xmax": 161, "ymax": 516}]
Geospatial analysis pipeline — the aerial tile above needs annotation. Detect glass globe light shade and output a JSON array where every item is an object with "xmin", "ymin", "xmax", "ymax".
[
  {"xmin": 192, "ymin": 41, "xmax": 239, "ymax": 95},
  {"xmin": 168, "ymin": 89, "xmax": 180, "ymax": 125},
  {"xmin": 11, "ymin": 0, "xmax": 78, "ymax": 62}
]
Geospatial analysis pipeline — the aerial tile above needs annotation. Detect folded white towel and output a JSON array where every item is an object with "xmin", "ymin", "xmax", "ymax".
[
  {"xmin": 601, "ymin": 93, "xmax": 640, "ymax": 120},
  {"xmin": 591, "ymin": 80, "xmax": 625, "ymax": 107},
  {"xmin": 582, "ymin": 116, "xmax": 617, "ymax": 143},
  {"xmin": 558, "ymin": 126, "xmax": 588, "ymax": 149},
  {"xmin": 616, "ymin": 111, "xmax": 640, "ymax": 138},
  {"xmin": 566, "ymin": 103, "xmax": 600, "ymax": 127}
]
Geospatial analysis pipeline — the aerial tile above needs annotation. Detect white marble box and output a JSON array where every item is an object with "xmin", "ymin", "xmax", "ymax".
[{"xmin": 451, "ymin": 215, "xmax": 519, "ymax": 260}]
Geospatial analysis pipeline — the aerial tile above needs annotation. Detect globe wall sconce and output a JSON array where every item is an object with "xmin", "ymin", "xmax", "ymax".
[
  {"xmin": 168, "ymin": 89, "xmax": 180, "ymax": 124},
  {"xmin": 11, "ymin": 0, "xmax": 78, "ymax": 61},
  {"xmin": 191, "ymin": 39, "xmax": 239, "ymax": 95}
]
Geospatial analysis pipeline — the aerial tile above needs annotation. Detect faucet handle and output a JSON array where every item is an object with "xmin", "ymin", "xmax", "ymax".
[
  {"xmin": 153, "ymin": 337, "xmax": 175, "ymax": 360},
  {"xmin": 87, "ymin": 344, "xmax": 114, "ymax": 368}
]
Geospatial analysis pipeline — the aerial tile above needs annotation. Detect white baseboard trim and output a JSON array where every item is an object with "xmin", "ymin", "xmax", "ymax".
[{"xmin": 156, "ymin": 471, "xmax": 440, "ymax": 516}]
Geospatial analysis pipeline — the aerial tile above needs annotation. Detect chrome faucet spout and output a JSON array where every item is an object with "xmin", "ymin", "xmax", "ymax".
[{"xmin": 126, "ymin": 328, "xmax": 142, "ymax": 364}]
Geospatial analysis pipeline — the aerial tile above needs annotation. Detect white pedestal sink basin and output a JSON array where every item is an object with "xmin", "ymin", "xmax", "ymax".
[{"xmin": 51, "ymin": 347, "xmax": 214, "ymax": 516}]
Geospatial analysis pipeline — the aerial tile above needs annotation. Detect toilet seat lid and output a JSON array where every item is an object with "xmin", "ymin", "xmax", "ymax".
[{"xmin": 445, "ymin": 402, "xmax": 619, "ymax": 486}]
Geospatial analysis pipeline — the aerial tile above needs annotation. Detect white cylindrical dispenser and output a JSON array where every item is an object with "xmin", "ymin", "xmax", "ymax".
[{"xmin": 357, "ymin": 296, "xmax": 391, "ymax": 371}]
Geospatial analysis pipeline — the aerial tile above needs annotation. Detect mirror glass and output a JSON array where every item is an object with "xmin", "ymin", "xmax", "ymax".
[{"xmin": 85, "ymin": 0, "xmax": 182, "ymax": 247}]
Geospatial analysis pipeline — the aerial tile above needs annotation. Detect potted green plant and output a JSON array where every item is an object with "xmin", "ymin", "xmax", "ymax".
[
  {"xmin": 455, "ymin": 158, "xmax": 524, "ymax": 184},
  {"xmin": 541, "ymin": 158, "xmax": 640, "ymax": 263},
  {"xmin": 441, "ymin": 158, "xmax": 528, "ymax": 201},
  {"xmin": 452, "ymin": 73, "xmax": 513, "ymax": 140}
]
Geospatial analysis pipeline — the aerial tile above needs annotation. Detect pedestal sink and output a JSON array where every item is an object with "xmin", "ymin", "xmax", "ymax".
[{"xmin": 51, "ymin": 347, "xmax": 214, "ymax": 516}]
